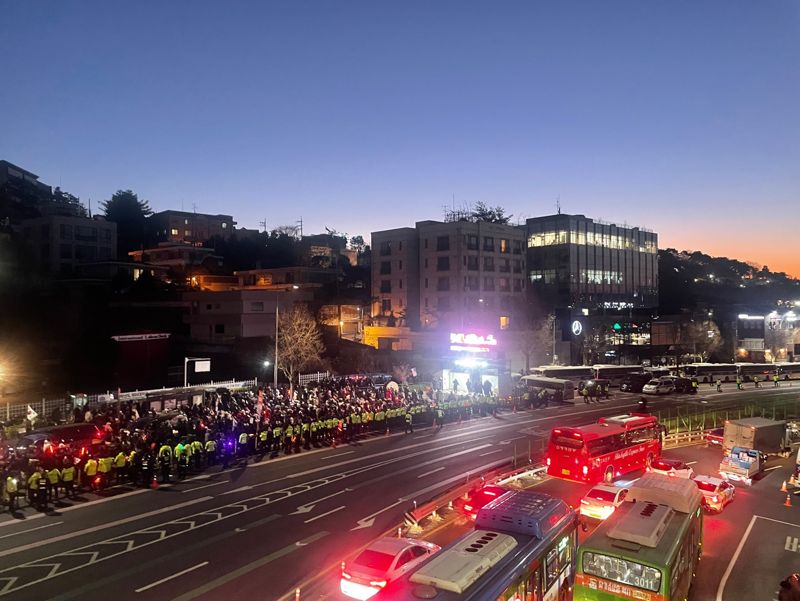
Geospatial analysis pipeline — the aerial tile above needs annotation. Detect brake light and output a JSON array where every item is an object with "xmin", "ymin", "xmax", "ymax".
[
  {"xmin": 711, "ymin": 495, "xmax": 718, "ymax": 503},
  {"xmin": 464, "ymin": 504, "xmax": 473, "ymax": 511},
  {"xmin": 582, "ymin": 465, "xmax": 588, "ymax": 476},
  {"xmin": 342, "ymin": 570, "xmax": 352, "ymax": 580},
  {"xmin": 553, "ymin": 429, "xmax": 561, "ymax": 434},
  {"xmin": 572, "ymin": 432, "xmax": 582, "ymax": 438},
  {"xmin": 546, "ymin": 457, "xmax": 551, "ymax": 466},
  {"xmin": 580, "ymin": 499, "xmax": 589, "ymax": 505},
  {"xmin": 484, "ymin": 491, "xmax": 497, "ymax": 496},
  {"xmin": 369, "ymin": 580, "xmax": 387, "ymax": 588},
  {"xmin": 669, "ymin": 472, "xmax": 675, "ymax": 477}
]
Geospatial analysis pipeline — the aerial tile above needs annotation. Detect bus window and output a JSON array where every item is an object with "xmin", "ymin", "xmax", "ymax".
[
  {"xmin": 583, "ymin": 552, "xmax": 662, "ymax": 593},
  {"xmin": 552, "ymin": 434, "xmax": 584, "ymax": 450},
  {"xmin": 586, "ymin": 433, "xmax": 626, "ymax": 456},
  {"xmin": 545, "ymin": 549, "xmax": 559, "ymax": 590},
  {"xmin": 526, "ymin": 567, "xmax": 542, "ymax": 601},
  {"xmin": 627, "ymin": 425, "xmax": 659, "ymax": 445}
]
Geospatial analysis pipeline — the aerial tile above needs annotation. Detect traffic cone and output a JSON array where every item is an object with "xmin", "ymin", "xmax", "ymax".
[
  {"xmin": 782, "ymin": 481, "xmax": 788, "ymax": 492},
  {"xmin": 151, "ymin": 474, "xmax": 159, "ymax": 490},
  {"xmin": 385, "ymin": 427, "xmax": 389, "ymax": 437},
  {"xmin": 785, "ymin": 494, "xmax": 792, "ymax": 507}
]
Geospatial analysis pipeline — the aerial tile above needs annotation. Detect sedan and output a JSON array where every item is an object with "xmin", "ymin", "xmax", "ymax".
[
  {"xmin": 642, "ymin": 378, "xmax": 675, "ymax": 395},
  {"xmin": 579, "ymin": 484, "xmax": 628, "ymax": 520},
  {"xmin": 341, "ymin": 537, "xmax": 441, "ymax": 600},
  {"xmin": 648, "ymin": 458, "xmax": 695, "ymax": 479},
  {"xmin": 459, "ymin": 484, "xmax": 508, "ymax": 519},
  {"xmin": 694, "ymin": 475, "xmax": 735, "ymax": 512}
]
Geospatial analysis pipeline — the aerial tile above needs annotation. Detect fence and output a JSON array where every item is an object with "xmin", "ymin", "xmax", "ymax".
[
  {"xmin": 655, "ymin": 396, "xmax": 800, "ymax": 435},
  {"xmin": 298, "ymin": 371, "xmax": 330, "ymax": 386}
]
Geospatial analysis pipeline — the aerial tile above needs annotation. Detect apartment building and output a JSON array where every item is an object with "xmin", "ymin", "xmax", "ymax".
[
  {"xmin": 147, "ymin": 210, "xmax": 235, "ymax": 246},
  {"xmin": 22, "ymin": 214, "xmax": 117, "ymax": 274}
]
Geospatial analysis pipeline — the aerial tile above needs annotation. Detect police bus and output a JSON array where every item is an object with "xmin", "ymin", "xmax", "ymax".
[
  {"xmin": 679, "ymin": 363, "xmax": 737, "ymax": 383},
  {"xmin": 546, "ymin": 414, "xmax": 663, "ymax": 484},
  {"xmin": 530, "ymin": 365, "xmax": 594, "ymax": 383},
  {"xmin": 735, "ymin": 362, "xmax": 777, "ymax": 382},
  {"xmin": 778, "ymin": 362, "xmax": 800, "ymax": 379},
  {"xmin": 520, "ymin": 375, "xmax": 575, "ymax": 401},
  {"xmin": 376, "ymin": 489, "xmax": 578, "ymax": 601},
  {"xmin": 592, "ymin": 365, "xmax": 645, "ymax": 387},
  {"xmin": 573, "ymin": 473, "xmax": 704, "ymax": 601}
]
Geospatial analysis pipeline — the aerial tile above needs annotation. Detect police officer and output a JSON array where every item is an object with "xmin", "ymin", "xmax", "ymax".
[
  {"xmin": 774, "ymin": 373, "xmax": 781, "ymax": 388},
  {"xmin": 5, "ymin": 471, "xmax": 18, "ymax": 512},
  {"xmin": 113, "ymin": 449, "xmax": 127, "ymax": 485},
  {"xmin": 97, "ymin": 454, "xmax": 113, "ymax": 489},
  {"xmin": 435, "ymin": 406, "xmax": 444, "ymax": 430},
  {"xmin": 46, "ymin": 464, "xmax": 61, "ymax": 501},
  {"xmin": 271, "ymin": 421, "xmax": 283, "ymax": 455},
  {"xmin": 62, "ymin": 459, "xmax": 76, "ymax": 498},
  {"xmin": 736, "ymin": 375, "xmax": 743, "ymax": 390},
  {"xmin": 205, "ymin": 437, "xmax": 217, "ymax": 465},
  {"xmin": 191, "ymin": 438, "xmax": 203, "ymax": 470},
  {"xmin": 716, "ymin": 379, "xmax": 722, "ymax": 392},
  {"xmin": 84, "ymin": 455, "xmax": 98, "ymax": 491},
  {"xmin": 158, "ymin": 442, "xmax": 172, "ymax": 483},
  {"xmin": 404, "ymin": 409, "xmax": 414, "ymax": 434},
  {"xmin": 754, "ymin": 375, "xmax": 761, "ymax": 389},
  {"xmin": 175, "ymin": 441, "xmax": 188, "ymax": 479}
]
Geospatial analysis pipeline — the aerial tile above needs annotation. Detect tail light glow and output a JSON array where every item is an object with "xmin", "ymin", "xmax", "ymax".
[
  {"xmin": 582, "ymin": 465, "xmax": 588, "ymax": 476},
  {"xmin": 342, "ymin": 570, "xmax": 352, "ymax": 580},
  {"xmin": 546, "ymin": 457, "xmax": 551, "ymax": 466},
  {"xmin": 369, "ymin": 580, "xmax": 387, "ymax": 588}
]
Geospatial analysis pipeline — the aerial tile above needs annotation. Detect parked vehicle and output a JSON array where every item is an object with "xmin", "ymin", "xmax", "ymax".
[
  {"xmin": 648, "ymin": 458, "xmax": 695, "ymax": 479},
  {"xmin": 642, "ymin": 377, "xmax": 675, "ymax": 395},
  {"xmin": 579, "ymin": 484, "xmax": 628, "ymax": 520},
  {"xmin": 458, "ymin": 484, "xmax": 508, "ymax": 520},
  {"xmin": 705, "ymin": 427, "xmax": 724, "ymax": 446},
  {"xmin": 722, "ymin": 417, "xmax": 790, "ymax": 455},
  {"xmin": 694, "ymin": 475, "xmax": 735, "ymax": 512},
  {"xmin": 719, "ymin": 446, "xmax": 764, "ymax": 485},
  {"xmin": 620, "ymin": 373, "xmax": 652, "ymax": 393}
]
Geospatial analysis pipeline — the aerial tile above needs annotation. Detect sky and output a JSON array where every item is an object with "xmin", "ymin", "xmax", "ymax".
[{"xmin": 1, "ymin": 1, "xmax": 798, "ymax": 275}]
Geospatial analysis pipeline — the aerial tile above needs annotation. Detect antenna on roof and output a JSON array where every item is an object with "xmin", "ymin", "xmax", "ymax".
[
  {"xmin": 297, "ymin": 217, "xmax": 303, "ymax": 238},
  {"xmin": 556, "ymin": 195, "xmax": 561, "ymax": 215},
  {"xmin": 88, "ymin": 197, "xmax": 92, "ymax": 218},
  {"xmin": 259, "ymin": 219, "xmax": 267, "ymax": 233}
]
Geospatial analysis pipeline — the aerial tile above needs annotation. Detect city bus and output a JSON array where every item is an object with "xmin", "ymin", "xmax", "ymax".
[
  {"xmin": 546, "ymin": 414, "xmax": 663, "ymax": 484},
  {"xmin": 574, "ymin": 473, "xmax": 704, "ymax": 601},
  {"xmin": 592, "ymin": 365, "xmax": 646, "ymax": 387},
  {"xmin": 778, "ymin": 362, "xmax": 800, "ymax": 379},
  {"xmin": 530, "ymin": 365, "xmax": 594, "ymax": 383},
  {"xmin": 520, "ymin": 375, "xmax": 575, "ymax": 401},
  {"xmin": 680, "ymin": 363, "xmax": 737, "ymax": 383},
  {"xmin": 735, "ymin": 362, "xmax": 777, "ymax": 382},
  {"xmin": 376, "ymin": 489, "xmax": 578, "ymax": 601}
]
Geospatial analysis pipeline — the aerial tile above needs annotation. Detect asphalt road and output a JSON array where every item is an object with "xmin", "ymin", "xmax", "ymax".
[{"xmin": 0, "ymin": 384, "xmax": 797, "ymax": 601}]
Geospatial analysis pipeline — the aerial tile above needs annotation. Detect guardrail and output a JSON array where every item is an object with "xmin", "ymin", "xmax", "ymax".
[{"xmin": 663, "ymin": 429, "xmax": 709, "ymax": 449}]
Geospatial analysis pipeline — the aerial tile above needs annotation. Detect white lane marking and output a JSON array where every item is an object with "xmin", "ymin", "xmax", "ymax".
[
  {"xmin": 351, "ymin": 501, "xmax": 404, "ymax": 530},
  {"xmin": 291, "ymin": 488, "xmax": 352, "ymax": 514},
  {"xmin": 0, "ymin": 496, "xmax": 214, "ymax": 560},
  {"xmin": 764, "ymin": 466, "xmax": 781, "ymax": 471},
  {"xmin": 0, "ymin": 521, "xmax": 63, "ymax": 540},
  {"xmin": 400, "ymin": 457, "xmax": 509, "ymax": 502},
  {"xmin": 413, "ymin": 434, "xmax": 434, "ymax": 439},
  {"xmin": 135, "ymin": 561, "xmax": 208, "ymax": 593},
  {"xmin": 304, "ymin": 505, "xmax": 346, "ymax": 524},
  {"xmin": 755, "ymin": 515, "xmax": 800, "ymax": 527},
  {"xmin": 219, "ymin": 485, "xmax": 253, "ymax": 496},
  {"xmin": 417, "ymin": 467, "xmax": 445, "ymax": 479},
  {"xmin": 182, "ymin": 481, "xmax": 227, "ymax": 493},
  {"xmin": 319, "ymin": 451, "xmax": 354, "ymax": 459},
  {"xmin": 716, "ymin": 515, "xmax": 757, "ymax": 601},
  {"xmin": 479, "ymin": 449, "xmax": 504, "ymax": 457}
]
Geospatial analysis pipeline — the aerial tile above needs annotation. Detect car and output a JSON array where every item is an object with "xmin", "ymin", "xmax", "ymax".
[
  {"xmin": 579, "ymin": 484, "xmax": 628, "ymax": 520},
  {"xmin": 459, "ymin": 484, "xmax": 508, "ymax": 519},
  {"xmin": 647, "ymin": 458, "xmax": 695, "ymax": 479},
  {"xmin": 620, "ymin": 373, "xmax": 652, "ymax": 393},
  {"xmin": 665, "ymin": 376, "xmax": 696, "ymax": 394},
  {"xmin": 642, "ymin": 377, "xmax": 675, "ymax": 395},
  {"xmin": 705, "ymin": 427, "xmax": 724, "ymax": 446},
  {"xmin": 340, "ymin": 537, "xmax": 441, "ymax": 600},
  {"xmin": 694, "ymin": 475, "xmax": 735, "ymax": 512}
]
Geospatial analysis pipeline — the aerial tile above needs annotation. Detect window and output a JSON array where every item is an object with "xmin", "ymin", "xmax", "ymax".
[
  {"xmin": 398, "ymin": 260, "xmax": 403, "ymax": 270},
  {"xmin": 545, "ymin": 549, "xmax": 559, "ymax": 590},
  {"xmin": 395, "ymin": 550, "xmax": 415, "ymax": 568},
  {"xmin": 499, "ymin": 258, "xmax": 510, "ymax": 273},
  {"xmin": 582, "ymin": 552, "xmax": 662, "ymax": 593},
  {"xmin": 379, "ymin": 241, "xmax": 391, "ymax": 256},
  {"xmin": 424, "ymin": 278, "xmax": 428, "ymax": 289},
  {"xmin": 171, "ymin": 228, "xmax": 179, "ymax": 236},
  {"xmin": 436, "ymin": 235, "xmax": 450, "ymax": 251},
  {"xmin": 483, "ymin": 256, "xmax": 495, "ymax": 272},
  {"xmin": 424, "ymin": 297, "xmax": 429, "ymax": 308},
  {"xmin": 59, "ymin": 224, "xmax": 72, "ymax": 240},
  {"xmin": 222, "ymin": 222, "xmax": 227, "ymax": 229},
  {"xmin": 380, "ymin": 261, "xmax": 391, "ymax": 275},
  {"xmin": 483, "ymin": 276, "xmax": 495, "ymax": 291},
  {"xmin": 514, "ymin": 278, "xmax": 523, "ymax": 292},
  {"xmin": 499, "ymin": 238, "xmax": 509, "ymax": 253},
  {"xmin": 513, "ymin": 259, "xmax": 522, "ymax": 273},
  {"xmin": 467, "ymin": 234, "xmax": 479, "ymax": 250},
  {"xmin": 399, "ymin": 241, "xmax": 403, "ymax": 251},
  {"xmin": 483, "ymin": 236, "xmax": 494, "ymax": 252},
  {"xmin": 184, "ymin": 218, "xmax": 189, "ymax": 225},
  {"xmin": 424, "ymin": 238, "xmax": 428, "ymax": 249},
  {"xmin": 250, "ymin": 302, "xmax": 264, "ymax": 312},
  {"xmin": 59, "ymin": 244, "xmax": 72, "ymax": 259},
  {"xmin": 206, "ymin": 304, "xmax": 213, "ymax": 310},
  {"xmin": 436, "ymin": 257, "xmax": 450, "ymax": 271},
  {"xmin": 467, "ymin": 256, "xmax": 479, "ymax": 271},
  {"xmin": 466, "ymin": 275, "xmax": 479, "ymax": 291},
  {"xmin": 498, "ymin": 277, "xmax": 510, "ymax": 292},
  {"xmin": 381, "ymin": 299, "xmax": 392, "ymax": 313},
  {"xmin": 512, "ymin": 240, "xmax": 522, "ymax": 255},
  {"xmin": 214, "ymin": 324, "xmax": 225, "ymax": 334},
  {"xmin": 500, "ymin": 316, "xmax": 510, "ymax": 330},
  {"xmin": 437, "ymin": 277, "xmax": 450, "ymax": 291},
  {"xmin": 529, "ymin": 269, "xmax": 557, "ymax": 284},
  {"xmin": 438, "ymin": 297, "xmax": 451, "ymax": 311},
  {"xmin": 380, "ymin": 280, "xmax": 392, "ymax": 293},
  {"xmin": 185, "ymin": 230, "xmax": 192, "ymax": 237},
  {"xmin": 399, "ymin": 279, "xmax": 403, "ymax": 289},
  {"xmin": 424, "ymin": 258, "xmax": 428, "ymax": 269},
  {"xmin": 410, "ymin": 546, "xmax": 428, "ymax": 558}
]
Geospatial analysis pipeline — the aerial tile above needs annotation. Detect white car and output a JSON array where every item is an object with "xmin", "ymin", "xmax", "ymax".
[
  {"xmin": 341, "ymin": 537, "xmax": 441, "ymax": 600},
  {"xmin": 694, "ymin": 475, "xmax": 735, "ymax": 512},
  {"xmin": 642, "ymin": 378, "xmax": 675, "ymax": 395},
  {"xmin": 579, "ymin": 484, "xmax": 629, "ymax": 520},
  {"xmin": 647, "ymin": 458, "xmax": 695, "ymax": 479}
]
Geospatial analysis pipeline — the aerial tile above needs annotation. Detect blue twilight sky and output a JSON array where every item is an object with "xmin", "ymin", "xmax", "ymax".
[{"xmin": 1, "ymin": 2, "xmax": 799, "ymax": 275}]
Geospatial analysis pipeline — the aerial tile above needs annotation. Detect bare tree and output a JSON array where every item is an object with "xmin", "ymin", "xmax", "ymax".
[
  {"xmin": 277, "ymin": 305, "xmax": 325, "ymax": 385},
  {"xmin": 508, "ymin": 315, "xmax": 555, "ymax": 372},
  {"xmin": 681, "ymin": 320, "xmax": 722, "ymax": 362}
]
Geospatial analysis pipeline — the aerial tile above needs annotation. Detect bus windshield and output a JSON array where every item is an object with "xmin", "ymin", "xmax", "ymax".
[
  {"xmin": 551, "ymin": 433, "xmax": 584, "ymax": 450},
  {"xmin": 582, "ymin": 552, "xmax": 662, "ymax": 593}
]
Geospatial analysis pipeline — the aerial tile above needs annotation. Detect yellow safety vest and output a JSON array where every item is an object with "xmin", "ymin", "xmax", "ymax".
[{"xmin": 84, "ymin": 459, "xmax": 98, "ymax": 476}]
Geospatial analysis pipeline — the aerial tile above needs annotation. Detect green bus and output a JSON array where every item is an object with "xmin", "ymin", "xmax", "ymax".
[{"xmin": 574, "ymin": 473, "xmax": 703, "ymax": 601}]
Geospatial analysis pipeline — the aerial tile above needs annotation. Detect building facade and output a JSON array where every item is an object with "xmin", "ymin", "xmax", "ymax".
[
  {"xmin": 22, "ymin": 214, "xmax": 117, "ymax": 274},
  {"xmin": 526, "ymin": 213, "xmax": 658, "ymax": 310},
  {"xmin": 147, "ymin": 210, "xmax": 235, "ymax": 246},
  {"xmin": 371, "ymin": 220, "xmax": 526, "ymax": 331}
]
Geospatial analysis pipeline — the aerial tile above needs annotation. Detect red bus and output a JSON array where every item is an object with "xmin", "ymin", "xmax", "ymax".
[{"xmin": 545, "ymin": 414, "xmax": 663, "ymax": 484}]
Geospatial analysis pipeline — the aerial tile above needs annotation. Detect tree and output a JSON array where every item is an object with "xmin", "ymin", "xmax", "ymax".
[
  {"xmin": 52, "ymin": 187, "xmax": 87, "ymax": 217},
  {"xmin": 101, "ymin": 190, "xmax": 152, "ymax": 257},
  {"xmin": 508, "ymin": 314, "xmax": 555, "ymax": 372},
  {"xmin": 681, "ymin": 320, "xmax": 723, "ymax": 362},
  {"xmin": 471, "ymin": 202, "xmax": 512, "ymax": 224},
  {"xmin": 349, "ymin": 235, "xmax": 366, "ymax": 254},
  {"xmin": 277, "ymin": 305, "xmax": 325, "ymax": 385}
]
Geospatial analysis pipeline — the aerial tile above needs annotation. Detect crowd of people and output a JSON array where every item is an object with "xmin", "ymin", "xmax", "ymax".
[{"xmin": 1, "ymin": 377, "xmax": 505, "ymax": 512}]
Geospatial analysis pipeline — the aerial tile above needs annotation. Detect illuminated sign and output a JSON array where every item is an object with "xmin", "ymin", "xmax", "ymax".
[
  {"xmin": 571, "ymin": 321, "xmax": 583, "ymax": 336},
  {"xmin": 449, "ymin": 332, "xmax": 497, "ymax": 353}
]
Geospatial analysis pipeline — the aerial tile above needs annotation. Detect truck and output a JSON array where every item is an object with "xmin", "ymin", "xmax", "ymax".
[
  {"xmin": 722, "ymin": 417, "xmax": 789, "ymax": 455},
  {"xmin": 719, "ymin": 446, "xmax": 763, "ymax": 485}
]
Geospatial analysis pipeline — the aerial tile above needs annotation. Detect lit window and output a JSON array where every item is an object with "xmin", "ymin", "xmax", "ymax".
[
  {"xmin": 185, "ymin": 230, "xmax": 192, "ymax": 236},
  {"xmin": 222, "ymin": 222, "xmax": 227, "ymax": 229},
  {"xmin": 170, "ymin": 228, "xmax": 179, "ymax": 236},
  {"xmin": 500, "ymin": 316, "xmax": 510, "ymax": 330}
]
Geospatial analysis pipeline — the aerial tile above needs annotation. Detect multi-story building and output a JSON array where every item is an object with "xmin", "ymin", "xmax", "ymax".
[
  {"xmin": 371, "ymin": 220, "xmax": 527, "ymax": 331},
  {"xmin": 0, "ymin": 160, "xmax": 53, "ymax": 223},
  {"xmin": 147, "ymin": 210, "xmax": 235, "ymax": 246},
  {"xmin": 526, "ymin": 213, "xmax": 658, "ymax": 310},
  {"xmin": 21, "ymin": 214, "xmax": 117, "ymax": 274}
]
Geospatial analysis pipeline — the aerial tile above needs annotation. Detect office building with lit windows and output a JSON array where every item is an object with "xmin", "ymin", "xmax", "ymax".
[
  {"xmin": 526, "ymin": 213, "xmax": 658, "ymax": 310},
  {"xmin": 371, "ymin": 219, "xmax": 527, "ymax": 331}
]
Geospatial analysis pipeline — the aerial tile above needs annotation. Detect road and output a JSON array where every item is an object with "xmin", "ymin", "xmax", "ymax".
[{"xmin": 0, "ymin": 384, "xmax": 797, "ymax": 601}]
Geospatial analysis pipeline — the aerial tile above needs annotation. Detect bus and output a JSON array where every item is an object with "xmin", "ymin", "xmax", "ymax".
[
  {"xmin": 592, "ymin": 365, "xmax": 646, "ymax": 387},
  {"xmin": 520, "ymin": 375, "xmax": 575, "ymax": 401},
  {"xmin": 778, "ymin": 362, "xmax": 800, "ymax": 379},
  {"xmin": 735, "ymin": 362, "xmax": 777, "ymax": 382},
  {"xmin": 530, "ymin": 365, "xmax": 594, "ymax": 383},
  {"xmin": 680, "ymin": 363, "xmax": 737, "ymax": 383},
  {"xmin": 546, "ymin": 414, "xmax": 663, "ymax": 484},
  {"xmin": 574, "ymin": 473, "xmax": 704, "ymax": 601},
  {"xmin": 377, "ymin": 489, "xmax": 578, "ymax": 601}
]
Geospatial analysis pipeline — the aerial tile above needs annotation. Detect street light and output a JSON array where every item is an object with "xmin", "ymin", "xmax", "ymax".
[{"xmin": 274, "ymin": 285, "xmax": 300, "ymax": 389}]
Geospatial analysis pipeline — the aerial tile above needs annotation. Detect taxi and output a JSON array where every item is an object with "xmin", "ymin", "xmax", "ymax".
[{"xmin": 579, "ymin": 484, "xmax": 628, "ymax": 520}]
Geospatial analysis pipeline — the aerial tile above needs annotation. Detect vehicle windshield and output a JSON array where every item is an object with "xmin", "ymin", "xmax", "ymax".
[
  {"xmin": 353, "ymin": 549, "xmax": 395, "ymax": 572},
  {"xmin": 654, "ymin": 460, "xmax": 682, "ymax": 470},
  {"xmin": 695, "ymin": 480, "xmax": 719, "ymax": 492},
  {"xmin": 552, "ymin": 435, "xmax": 584, "ymax": 449},
  {"xmin": 588, "ymin": 489, "xmax": 616, "ymax": 502},
  {"xmin": 582, "ymin": 552, "xmax": 662, "ymax": 593},
  {"xmin": 646, "ymin": 380, "xmax": 660, "ymax": 385}
]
